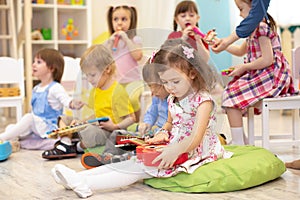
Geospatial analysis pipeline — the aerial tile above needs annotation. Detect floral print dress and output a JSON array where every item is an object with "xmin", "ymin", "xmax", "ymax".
[{"xmin": 143, "ymin": 91, "xmax": 233, "ymax": 178}]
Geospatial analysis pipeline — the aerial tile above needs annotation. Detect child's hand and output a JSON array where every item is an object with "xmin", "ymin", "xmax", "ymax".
[
  {"xmin": 181, "ymin": 26, "xmax": 193, "ymax": 40},
  {"xmin": 145, "ymin": 130, "xmax": 169, "ymax": 145},
  {"xmin": 138, "ymin": 123, "xmax": 151, "ymax": 136},
  {"xmin": 227, "ymin": 64, "xmax": 245, "ymax": 77},
  {"xmin": 152, "ymin": 144, "xmax": 181, "ymax": 169},
  {"xmin": 70, "ymin": 99, "xmax": 85, "ymax": 110},
  {"xmin": 97, "ymin": 118, "xmax": 120, "ymax": 132}
]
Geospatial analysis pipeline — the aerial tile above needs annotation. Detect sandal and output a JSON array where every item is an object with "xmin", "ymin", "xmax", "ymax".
[{"xmin": 42, "ymin": 141, "xmax": 77, "ymax": 160}]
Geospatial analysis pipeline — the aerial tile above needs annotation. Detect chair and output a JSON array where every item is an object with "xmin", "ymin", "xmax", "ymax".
[
  {"xmin": 247, "ymin": 47, "xmax": 300, "ymax": 149},
  {"xmin": 0, "ymin": 57, "xmax": 24, "ymax": 122},
  {"xmin": 61, "ymin": 56, "xmax": 81, "ymax": 97}
]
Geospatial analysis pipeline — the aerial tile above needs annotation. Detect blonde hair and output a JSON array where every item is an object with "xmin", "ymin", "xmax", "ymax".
[{"xmin": 80, "ymin": 44, "xmax": 116, "ymax": 75}]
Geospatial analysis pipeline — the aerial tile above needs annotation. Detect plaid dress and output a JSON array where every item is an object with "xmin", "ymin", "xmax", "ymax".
[{"xmin": 222, "ymin": 22, "xmax": 297, "ymax": 114}]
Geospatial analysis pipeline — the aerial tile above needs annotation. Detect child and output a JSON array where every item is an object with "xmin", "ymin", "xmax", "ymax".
[
  {"xmin": 80, "ymin": 56, "xmax": 169, "ymax": 169},
  {"xmin": 105, "ymin": 5, "xmax": 144, "ymax": 121},
  {"xmin": 285, "ymin": 160, "xmax": 300, "ymax": 170},
  {"xmin": 51, "ymin": 39, "xmax": 232, "ymax": 198},
  {"xmin": 212, "ymin": 0, "xmax": 271, "ymax": 53},
  {"xmin": 221, "ymin": 0, "xmax": 297, "ymax": 145},
  {"xmin": 0, "ymin": 48, "xmax": 84, "ymax": 150},
  {"xmin": 42, "ymin": 44, "xmax": 136, "ymax": 159},
  {"xmin": 168, "ymin": 0, "xmax": 210, "ymax": 63}
]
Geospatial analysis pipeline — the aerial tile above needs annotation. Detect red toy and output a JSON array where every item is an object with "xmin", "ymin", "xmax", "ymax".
[
  {"xmin": 136, "ymin": 145, "xmax": 188, "ymax": 167},
  {"xmin": 186, "ymin": 23, "xmax": 216, "ymax": 45}
]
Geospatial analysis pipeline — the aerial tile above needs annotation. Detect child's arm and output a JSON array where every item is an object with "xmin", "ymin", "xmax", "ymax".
[
  {"xmin": 119, "ymin": 31, "xmax": 143, "ymax": 61},
  {"xmin": 228, "ymin": 36, "xmax": 273, "ymax": 77},
  {"xmin": 145, "ymin": 111, "xmax": 172, "ymax": 144},
  {"xmin": 242, "ymin": 36, "xmax": 273, "ymax": 70},
  {"xmin": 194, "ymin": 35, "xmax": 210, "ymax": 63},
  {"xmin": 225, "ymin": 40, "xmax": 247, "ymax": 57},
  {"xmin": 153, "ymin": 100, "xmax": 213, "ymax": 169},
  {"xmin": 99, "ymin": 113, "xmax": 136, "ymax": 132}
]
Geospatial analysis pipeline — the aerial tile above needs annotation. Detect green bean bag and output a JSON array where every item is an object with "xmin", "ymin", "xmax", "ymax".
[{"xmin": 144, "ymin": 145, "xmax": 286, "ymax": 192}]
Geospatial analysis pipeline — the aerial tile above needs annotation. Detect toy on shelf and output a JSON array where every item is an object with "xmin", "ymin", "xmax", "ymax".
[
  {"xmin": 46, "ymin": 117, "xmax": 109, "ymax": 139},
  {"xmin": 61, "ymin": 18, "xmax": 79, "ymax": 40},
  {"xmin": 0, "ymin": 140, "xmax": 12, "ymax": 161},
  {"xmin": 186, "ymin": 23, "xmax": 217, "ymax": 45},
  {"xmin": 71, "ymin": 0, "xmax": 84, "ymax": 5}
]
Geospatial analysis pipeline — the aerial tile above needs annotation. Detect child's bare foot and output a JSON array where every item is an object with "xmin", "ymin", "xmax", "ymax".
[{"xmin": 285, "ymin": 159, "xmax": 300, "ymax": 170}]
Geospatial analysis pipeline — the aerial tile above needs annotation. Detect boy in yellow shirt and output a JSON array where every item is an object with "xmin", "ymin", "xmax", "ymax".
[{"xmin": 42, "ymin": 44, "xmax": 136, "ymax": 159}]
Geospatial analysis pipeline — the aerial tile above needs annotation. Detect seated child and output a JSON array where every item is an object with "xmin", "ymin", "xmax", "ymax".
[
  {"xmin": 0, "ymin": 48, "xmax": 84, "ymax": 150},
  {"xmin": 80, "ymin": 57, "xmax": 169, "ymax": 169},
  {"xmin": 42, "ymin": 44, "xmax": 136, "ymax": 159}
]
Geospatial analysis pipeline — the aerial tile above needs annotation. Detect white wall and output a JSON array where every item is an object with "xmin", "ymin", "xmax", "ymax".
[{"xmin": 91, "ymin": 0, "xmax": 178, "ymax": 41}]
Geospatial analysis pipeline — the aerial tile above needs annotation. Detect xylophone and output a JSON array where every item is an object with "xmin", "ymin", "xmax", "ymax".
[
  {"xmin": 46, "ymin": 117, "xmax": 109, "ymax": 139},
  {"xmin": 115, "ymin": 134, "xmax": 188, "ymax": 167}
]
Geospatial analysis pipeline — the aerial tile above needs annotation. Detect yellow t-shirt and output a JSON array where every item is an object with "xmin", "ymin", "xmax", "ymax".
[{"xmin": 88, "ymin": 81, "xmax": 134, "ymax": 124}]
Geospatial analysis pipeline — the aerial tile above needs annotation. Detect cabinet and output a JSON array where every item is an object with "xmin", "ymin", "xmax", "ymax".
[
  {"xmin": 23, "ymin": 0, "xmax": 91, "ymax": 57},
  {"xmin": 18, "ymin": 0, "xmax": 91, "ymax": 111}
]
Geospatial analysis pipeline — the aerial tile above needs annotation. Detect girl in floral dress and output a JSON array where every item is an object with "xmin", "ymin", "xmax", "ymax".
[
  {"xmin": 51, "ymin": 39, "xmax": 232, "ymax": 198},
  {"xmin": 221, "ymin": 0, "xmax": 297, "ymax": 145}
]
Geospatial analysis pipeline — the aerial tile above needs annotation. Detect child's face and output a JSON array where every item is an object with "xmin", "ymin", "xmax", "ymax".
[
  {"xmin": 82, "ymin": 65, "xmax": 103, "ymax": 88},
  {"xmin": 148, "ymin": 83, "xmax": 169, "ymax": 100},
  {"xmin": 112, "ymin": 8, "xmax": 131, "ymax": 32},
  {"xmin": 32, "ymin": 56, "xmax": 52, "ymax": 80},
  {"xmin": 159, "ymin": 67, "xmax": 193, "ymax": 101},
  {"xmin": 235, "ymin": 0, "xmax": 251, "ymax": 19},
  {"xmin": 175, "ymin": 10, "xmax": 200, "ymax": 30}
]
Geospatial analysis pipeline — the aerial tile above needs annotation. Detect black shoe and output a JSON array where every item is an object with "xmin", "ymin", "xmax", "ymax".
[{"xmin": 42, "ymin": 141, "xmax": 77, "ymax": 160}]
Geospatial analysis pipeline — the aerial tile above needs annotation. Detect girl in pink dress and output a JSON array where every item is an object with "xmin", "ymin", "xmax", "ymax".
[
  {"xmin": 222, "ymin": 0, "xmax": 297, "ymax": 145},
  {"xmin": 51, "ymin": 39, "xmax": 232, "ymax": 198}
]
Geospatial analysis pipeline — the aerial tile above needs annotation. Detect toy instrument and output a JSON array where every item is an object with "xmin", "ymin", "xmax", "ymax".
[
  {"xmin": 136, "ymin": 145, "xmax": 188, "ymax": 167},
  {"xmin": 46, "ymin": 117, "xmax": 109, "ymax": 139},
  {"xmin": 112, "ymin": 35, "xmax": 120, "ymax": 51},
  {"xmin": 186, "ymin": 23, "xmax": 216, "ymax": 45}
]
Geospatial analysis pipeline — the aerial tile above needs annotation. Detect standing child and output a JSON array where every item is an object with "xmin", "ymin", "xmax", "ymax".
[
  {"xmin": 42, "ymin": 44, "xmax": 136, "ymax": 159},
  {"xmin": 221, "ymin": 0, "xmax": 297, "ymax": 145},
  {"xmin": 0, "ymin": 48, "xmax": 84, "ymax": 150},
  {"xmin": 105, "ymin": 5, "xmax": 144, "ymax": 121},
  {"xmin": 80, "ymin": 56, "xmax": 169, "ymax": 169},
  {"xmin": 168, "ymin": 0, "xmax": 210, "ymax": 63},
  {"xmin": 51, "ymin": 39, "xmax": 232, "ymax": 198}
]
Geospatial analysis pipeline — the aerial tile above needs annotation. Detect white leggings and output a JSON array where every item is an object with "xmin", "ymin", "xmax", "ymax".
[
  {"xmin": 0, "ymin": 113, "xmax": 47, "ymax": 141},
  {"xmin": 78, "ymin": 159, "xmax": 152, "ymax": 191}
]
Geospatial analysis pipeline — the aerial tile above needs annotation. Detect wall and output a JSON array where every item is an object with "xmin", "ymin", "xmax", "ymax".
[{"xmin": 90, "ymin": 0, "xmax": 300, "ymax": 70}]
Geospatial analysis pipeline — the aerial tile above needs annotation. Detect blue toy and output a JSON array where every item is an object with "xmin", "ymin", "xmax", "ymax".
[{"xmin": 0, "ymin": 141, "xmax": 12, "ymax": 161}]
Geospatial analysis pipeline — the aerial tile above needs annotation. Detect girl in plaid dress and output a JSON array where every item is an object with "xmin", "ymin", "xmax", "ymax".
[{"xmin": 222, "ymin": 0, "xmax": 297, "ymax": 145}]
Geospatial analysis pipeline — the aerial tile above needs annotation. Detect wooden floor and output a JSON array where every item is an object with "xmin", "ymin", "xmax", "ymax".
[{"xmin": 1, "ymin": 111, "xmax": 300, "ymax": 199}]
